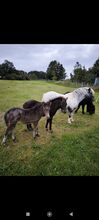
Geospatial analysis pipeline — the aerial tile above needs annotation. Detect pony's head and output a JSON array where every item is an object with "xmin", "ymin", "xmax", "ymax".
[
  {"xmin": 87, "ymin": 87, "xmax": 95, "ymax": 101},
  {"xmin": 87, "ymin": 102, "xmax": 95, "ymax": 114}
]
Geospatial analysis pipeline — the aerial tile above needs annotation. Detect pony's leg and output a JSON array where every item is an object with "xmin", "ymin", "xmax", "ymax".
[
  {"xmin": 71, "ymin": 112, "xmax": 74, "ymax": 122},
  {"xmin": 27, "ymin": 123, "xmax": 33, "ymax": 131},
  {"xmin": 82, "ymin": 104, "xmax": 85, "ymax": 114},
  {"xmin": 45, "ymin": 119, "xmax": 49, "ymax": 131},
  {"xmin": 68, "ymin": 111, "xmax": 75, "ymax": 123},
  {"xmin": 75, "ymin": 104, "xmax": 80, "ymax": 113},
  {"xmin": 36, "ymin": 127, "xmax": 40, "ymax": 137},
  {"xmin": 68, "ymin": 115, "xmax": 72, "ymax": 124},
  {"xmin": 87, "ymin": 104, "xmax": 89, "ymax": 113},
  {"xmin": 49, "ymin": 118, "xmax": 53, "ymax": 132}
]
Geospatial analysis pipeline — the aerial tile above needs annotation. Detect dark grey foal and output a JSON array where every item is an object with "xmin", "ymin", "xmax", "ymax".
[
  {"xmin": 23, "ymin": 99, "xmax": 40, "ymax": 131},
  {"xmin": 23, "ymin": 97, "xmax": 67, "ymax": 132},
  {"xmin": 2, "ymin": 101, "xmax": 51, "ymax": 145}
]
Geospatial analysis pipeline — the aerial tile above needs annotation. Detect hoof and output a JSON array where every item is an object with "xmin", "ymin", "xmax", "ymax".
[
  {"xmin": 13, "ymin": 138, "xmax": 17, "ymax": 143},
  {"xmin": 28, "ymin": 128, "xmax": 33, "ymax": 131},
  {"xmin": 1, "ymin": 141, "xmax": 6, "ymax": 146},
  {"xmin": 68, "ymin": 121, "xmax": 72, "ymax": 124},
  {"xmin": 46, "ymin": 128, "xmax": 48, "ymax": 131},
  {"xmin": 36, "ymin": 134, "xmax": 40, "ymax": 137},
  {"xmin": 49, "ymin": 130, "xmax": 53, "ymax": 133}
]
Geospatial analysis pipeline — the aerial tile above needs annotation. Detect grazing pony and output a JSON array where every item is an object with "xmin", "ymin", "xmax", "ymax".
[
  {"xmin": 75, "ymin": 97, "xmax": 95, "ymax": 114},
  {"xmin": 23, "ymin": 97, "xmax": 67, "ymax": 132},
  {"xmin": 64, "ymin": 92, "xmax": 95, "ymax": 114},
  {"xmin": 2, "ymin": 101, "xmax": 51, "ymax": 145},
  {"xmin": 42, "ymin": 87, "xmax": 95, "ymax": 124}
]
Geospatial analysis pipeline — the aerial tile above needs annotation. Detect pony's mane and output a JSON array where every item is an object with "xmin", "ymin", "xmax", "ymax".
[
  {"xmin": 67, "ymin": 87, "xmax": 95, "ymax": 97},
  {"xmin": 50, "ymin": 97, "xmax": 64, "ymax": 102}
]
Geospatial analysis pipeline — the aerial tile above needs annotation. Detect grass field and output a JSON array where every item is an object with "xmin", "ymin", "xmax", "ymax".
[{"xmin": 0, "ymin": 80, "xmax": 99, "ymax": 176}]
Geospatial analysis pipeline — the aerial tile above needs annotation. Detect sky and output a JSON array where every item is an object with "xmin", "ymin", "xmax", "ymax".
[{"xmin": 0, "ymin": 44, "xmax": 99, "ymax": 78}]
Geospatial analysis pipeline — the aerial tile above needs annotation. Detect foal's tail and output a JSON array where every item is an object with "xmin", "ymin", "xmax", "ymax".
[
  {"xmin": 4, "ymin": 109, "xmax": 11, "ymax": 126},
  {"xmin": 4, "ymin": 108, "xmax": 22, "ymax": 126}
]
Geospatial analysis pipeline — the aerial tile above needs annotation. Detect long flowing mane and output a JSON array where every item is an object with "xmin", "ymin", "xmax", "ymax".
[{"xmin": 65, "ymin": 87, "xmax": 94, "ymax": 96}]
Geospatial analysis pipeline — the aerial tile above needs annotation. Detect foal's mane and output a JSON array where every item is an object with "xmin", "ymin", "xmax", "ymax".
[{"xmin": 51, "ymin": 97, "xmax": 64, "ymax": 102}]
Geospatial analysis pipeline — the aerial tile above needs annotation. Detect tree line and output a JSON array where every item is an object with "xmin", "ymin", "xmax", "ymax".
[
  {"xmin": 0, "ymin": 60, "xmax": 66, "ymax": 81},
  {"xmin": 0, "ymin": 58, "xmax": 99, "ymax": 84},
  {"xmin": 70, "ymin": 58, "xmax": 99, "ymax": 85}
]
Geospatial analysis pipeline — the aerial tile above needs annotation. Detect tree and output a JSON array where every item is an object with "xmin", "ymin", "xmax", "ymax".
[
  {"xmin": 86, "ymin": 58, "xmax": 99, "ymax": 84},
  {"xmin": 93, "ymin": 57, "xmax": 99, "ymax": 77},
  {"xmin": 0, "ymin": 60, "xmax": 16, "ymax": 79},
  {"xmin": 46, "ymin": 60, "xmax": 66, "ymax": 80},
  {"xmin": 0, "ymin": 60, "xmax": 29, "ymax": 80},
  {"xmin": 71, "ymin": 62, "xmax": 87, "ymax": 84},
  {"xmin": 4, "ymin": 60, "xmax": 15, "ymax": 70},
  {"xmin": 28, "ymin": 71, "xmax": 46, "ymax": 80}
]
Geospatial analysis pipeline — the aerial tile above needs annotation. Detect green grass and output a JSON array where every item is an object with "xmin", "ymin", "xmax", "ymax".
[{"xmin": 0, "ymin": 80, "xmax": 99, "ymax": 176}]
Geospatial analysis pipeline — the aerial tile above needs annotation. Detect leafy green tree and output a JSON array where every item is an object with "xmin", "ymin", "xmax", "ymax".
[
  {"xmin": 28, "ymin": 71, "xmax": 46, "ymax": 80},
  {"xmin": 71, "ymin": 62, "xmax": 87, "ymax": 84},
  {"xmin": 46, "ymin": 60, "xmax": 66, "ymax": 80},
  {"xmin": 0, "ymin": 60, "xmax": 29, "ymax": 80}
]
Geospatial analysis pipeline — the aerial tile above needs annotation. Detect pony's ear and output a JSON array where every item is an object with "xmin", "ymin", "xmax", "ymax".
[
  {"xmin": 65, "ymin": 97, "xmax": 68, "ymax": 101},
  {"xmin": 49, "ymin": 101, "xmax": 52, "ymax": 106},
  {"xmin": 88, "ymin": 88, "xmax": 91, "ymax": 93}
]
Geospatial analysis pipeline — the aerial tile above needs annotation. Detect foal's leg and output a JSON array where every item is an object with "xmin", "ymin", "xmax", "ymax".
[
  {"xmin": 32, "ymin": 122, "xmax": 38, "ymax": 139},
  {"xmin": 2, "ymin": 124, "xmax": 15, "ymax": 145},
  {"xmin": 2, "ymin": 127, "xmax": 11, "ymax": 144},
  {"xmin": 75, "ymin": 104, "xmax": 80, "ymax": 113},
  {"xmin": 12, "ymin": 132, "xmax": 16, "ymax": 142}
]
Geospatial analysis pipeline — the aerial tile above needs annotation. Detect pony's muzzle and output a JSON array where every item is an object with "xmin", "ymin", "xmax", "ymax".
[
  {"xmin": 46, "ymin": 114, "xmax": 50, "ymax": 119},
  {"xmin": 61, "ymin": 109, "xmax": 66, "ymax": 113}
]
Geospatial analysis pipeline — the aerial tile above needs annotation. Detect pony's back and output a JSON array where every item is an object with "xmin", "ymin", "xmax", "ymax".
[{"xmin": 42, "ymin": 91, "xmax": 65, "ymax": 103}]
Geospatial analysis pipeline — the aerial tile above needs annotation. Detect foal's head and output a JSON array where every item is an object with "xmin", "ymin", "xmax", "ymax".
[{"xmin": 42, "ymin": 102, "xmax": 51, "ymax": 119}]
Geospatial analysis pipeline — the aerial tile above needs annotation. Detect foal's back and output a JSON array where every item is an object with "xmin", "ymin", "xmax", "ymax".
[{"xmin": 23, "ymin": 99, "xmax": 40, "ymax": 109}]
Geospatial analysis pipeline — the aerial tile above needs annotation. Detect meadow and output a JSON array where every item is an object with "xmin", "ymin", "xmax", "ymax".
[{"xmin": 0, "ymin": 80, "xmax": 99, "ymax": 176}]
